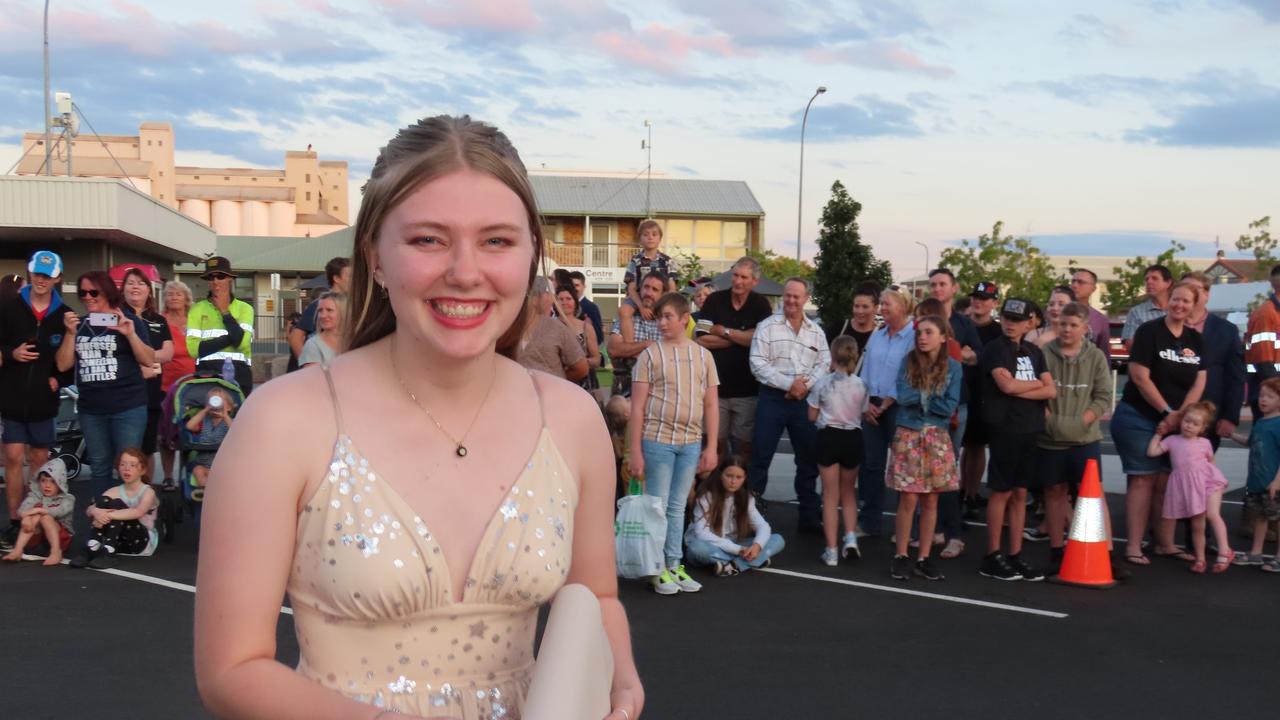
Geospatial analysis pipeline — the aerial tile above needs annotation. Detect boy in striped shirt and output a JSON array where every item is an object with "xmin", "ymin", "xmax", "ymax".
[{"xmin": 629, "ymin": 292, "xmax": 720, "ymax": 595}]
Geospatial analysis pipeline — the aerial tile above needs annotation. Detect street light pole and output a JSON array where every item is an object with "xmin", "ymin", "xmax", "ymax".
[
  {"xmin": 796, "ymin": 85, "xmax": 826, "ymax": 262},
  {"xmin": 914, "ymin": 241, "xmax": 930, "ymax": 276},
  {"xmin": 642, "ymin": 120, "xmax": 652, "ymax": 218},
  {"xmin": 43, "ymin": 0, "xmax": 52, "ymax": 176}
]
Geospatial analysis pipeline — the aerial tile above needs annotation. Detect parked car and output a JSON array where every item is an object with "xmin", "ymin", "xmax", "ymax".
[{"xmin": 1109, "ymin": 320, "xmax": 1128, "ymax": 371}]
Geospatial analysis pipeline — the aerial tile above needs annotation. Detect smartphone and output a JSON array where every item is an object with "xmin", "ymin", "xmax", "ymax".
[{"xmin": 87, "ymin": 312, "xmax": 119, "ymax": 328}]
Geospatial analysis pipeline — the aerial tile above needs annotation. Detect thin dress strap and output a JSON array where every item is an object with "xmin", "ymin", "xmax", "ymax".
[
  {"xmin": 320, "ymin": 363, "xmax": 345, "ymax": 436},
  {"xmin": 526, "ymin": 370, "xmax": 549, "ymax": 430}
]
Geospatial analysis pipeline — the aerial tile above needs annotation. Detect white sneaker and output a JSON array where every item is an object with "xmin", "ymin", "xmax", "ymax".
[
  {"xmin": 669, "ymin": 565, "xmax": 702, "ymax": 592},
  {"xmin": 841, "ymin": 532, "xmax": 861, "ymax": 559},
  {"xmin": 87, "ymin": 539, "xmax": 101, "ymax": 551},
  {"xmin": 651, "ymin": 570, "xmax": 680, "ymax": 595},
  {"xmin": 820, "ymin": 547, "xmax": 839, "ymax": 567}
]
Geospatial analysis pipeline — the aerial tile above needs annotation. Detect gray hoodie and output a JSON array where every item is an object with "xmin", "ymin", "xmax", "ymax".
[
  {"xmin": 1039, "ymin": 340, "xmax": 1113, "ymax": 449},
  {"xmin": 18, "ymin": 458, "xmax": 75, "ymax": 534}
]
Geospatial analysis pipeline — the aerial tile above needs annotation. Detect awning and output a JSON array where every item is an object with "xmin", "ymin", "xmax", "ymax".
[{"xmin": 0, "ymin": 175, "xmax": 216, "ymax": 262}]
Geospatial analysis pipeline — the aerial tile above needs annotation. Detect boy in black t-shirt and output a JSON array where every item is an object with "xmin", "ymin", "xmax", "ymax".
[{"xmin": 978, "ymin": 298, "xmax": 1056, "ymax": 581}]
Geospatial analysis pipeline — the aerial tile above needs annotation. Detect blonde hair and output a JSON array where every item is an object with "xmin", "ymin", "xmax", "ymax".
[
  {"xmin": 829, "ymin": 335, "xmax": 859, "ymax": 373},
  {"xmin": 880, "ymin": 287, "xmax": 915, "ymax": 317},
  {"xmin": 345, "ymin": 116, "xmax": 543, "ymax": 359},
  {"xmin": 636, "ymin": 218, "xmax": 663, "ymax": 240},
  {"xmin": 1183, "ymin": 401, "xmax": 1217, "ymax": 433},
  {"xmin": 162, "ymin": 280, "xmax": 193, "ymax": 317},
  {"xmin": 1169, "ymin": 281, "xmax": 1202, "ymax": 305}
]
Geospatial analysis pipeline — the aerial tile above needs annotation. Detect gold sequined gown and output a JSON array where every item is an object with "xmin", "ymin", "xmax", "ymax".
[{"xmin": 288, "ymin": 368, "xmax": 576, "ymax": 719}]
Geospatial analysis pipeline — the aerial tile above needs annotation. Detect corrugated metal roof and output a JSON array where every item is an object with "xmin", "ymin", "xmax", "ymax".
[{"xmin": 530, "ymin": 175, "xmax": 764, "ymax": 217}]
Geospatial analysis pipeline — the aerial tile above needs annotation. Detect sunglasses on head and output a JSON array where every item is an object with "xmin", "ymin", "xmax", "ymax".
[{"xmin": 77, "ymin": 288, "xmax": 101, "ymax": 298}]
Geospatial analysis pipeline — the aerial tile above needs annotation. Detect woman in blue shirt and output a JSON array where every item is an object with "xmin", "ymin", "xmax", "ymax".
[{"xmin": 856, "ymin": 287, "xmax": 916, "ymax": 536}]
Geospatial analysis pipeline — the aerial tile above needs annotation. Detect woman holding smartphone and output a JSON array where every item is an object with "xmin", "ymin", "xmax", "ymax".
[{"xmin": 56, "ymin": 270, "xmax": 155, "ymax": 497}]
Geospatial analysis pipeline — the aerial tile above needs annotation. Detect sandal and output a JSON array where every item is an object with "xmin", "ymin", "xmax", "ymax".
[
  {"xmin": 1212, "ymin": 554, "xmax": 1232, "ymax": 574},
  {"xmin": 1189, "ymin": 560, "xmax": 1207, "ymax": 574},
  {"xmin": 1124, "ymin": 553, "xmax": 1151, "ymax": 566},
  {"xmin": 940, "ymin": 538, "xmax": 965, "ymax": 559},
  {"xmin": 1153, "ymin": 548, "xmax": 1196, "ymax": 562}
]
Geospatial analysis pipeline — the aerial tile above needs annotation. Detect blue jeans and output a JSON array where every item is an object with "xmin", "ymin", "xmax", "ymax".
[
  {"xmin": 81, "ymin": 405, "xmax": 148, "ymax": 496},
  {"xmin": 642, "ymin": 439, "xmax": 702, "ymax": 568},
  {"xmin": 748, "ymin": 387, "xmax": 820, "ymax": 525},
  {"xmin": 858, "ymin": 403, "xmax": 898, "ymax": 535},
  {"xmin": 686, "ymin": 533, "xmax": 786, "ymax": 571},
  {"xmin": 938, "ymin": 404, "xmax": 967, "ymax": 541}
]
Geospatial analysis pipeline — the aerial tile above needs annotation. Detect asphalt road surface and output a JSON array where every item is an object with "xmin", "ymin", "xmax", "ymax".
[{"xmin": 1, "ymin": 444, "xmax": 1273, "ymax": 719}]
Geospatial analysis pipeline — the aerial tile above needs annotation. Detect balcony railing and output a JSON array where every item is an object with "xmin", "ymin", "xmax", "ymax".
[{"xmin": 546, "ymin": 242, "xmax": 641, "ymax": 269}]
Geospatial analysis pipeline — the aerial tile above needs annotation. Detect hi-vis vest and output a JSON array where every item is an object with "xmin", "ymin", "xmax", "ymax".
[
  {"xmin": 1244, "ymin": 294, "xmax": 1280, "ymax": 376},
  {"xmin": 186, "ymin": 298, "xmax": 255, "ymax": 366}
]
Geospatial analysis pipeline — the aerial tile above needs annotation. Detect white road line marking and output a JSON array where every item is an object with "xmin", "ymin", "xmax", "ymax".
[
  {"xmin": 24, "ymin": 555, "xmax": 294, "ymax": 615},
  {"xmin": 757, "ymin": 567, "xmax": 1069, "ymax": 619}
]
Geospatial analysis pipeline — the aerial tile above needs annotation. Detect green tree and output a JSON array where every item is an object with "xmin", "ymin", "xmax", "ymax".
[
  {"xmin": 674, "ymin": 250, "xmax": 708, "ymax": 285},
  {"xmin": 811, "ymin": 181, "xmax": 893, "ymax": 333},
  {"xmin": 746, "ymin": 248, "xmax": 815, "ymax": 286},
  {"xmin": 1104, "ymin": 240, "xmax": 1192, "ymax": 315},
  {"xmin": 1235, "ymin": 216, "xmax": 1275, "ymax": 280},
  {"xmin": 937, "ymin": 221, "xmax": 1064, "ymax": 301}
]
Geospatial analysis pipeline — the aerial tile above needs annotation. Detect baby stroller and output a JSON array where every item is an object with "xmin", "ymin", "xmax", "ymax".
[
  {"xmin": 50, "ymin": 386, "xmax": 85, "ymax": 481},
  {"xmin": 156, "ymin": 373, "xmax": 243, "ymax": 542}
]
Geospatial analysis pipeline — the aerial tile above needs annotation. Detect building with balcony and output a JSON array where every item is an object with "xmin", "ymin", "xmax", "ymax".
[
  {"xmin": 15, "ymin": 122, "xmax": 349, "ymax": 238},
  {"xmin": 533, "ymin": 171, "xmax": 766, "ymax": 316}
]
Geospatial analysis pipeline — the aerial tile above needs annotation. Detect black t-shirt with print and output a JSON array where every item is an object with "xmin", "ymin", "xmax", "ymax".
[
  {"xmin": 1121, "ymin": 319, "xmax": 1205, "ymax": 422},
  {"xmin": 965, "ymin": 318, "xmax": 1004, "ymax": 411},
  {"xmin": 697, "ymin": 289, "xmax": 774, "ymax": 398},
  {"xmin": 980, "ymin": 334, "xmax": 1048, "ymax": 431},
  {"xmin": 75, "ymin": 307, "xmax": 151, "ymax": 415}
]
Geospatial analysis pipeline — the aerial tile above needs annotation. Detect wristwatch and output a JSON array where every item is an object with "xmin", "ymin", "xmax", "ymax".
[
  {"xmin": 723, "ymin": 328, "xmax": 732, "ymax": 338},
  {"xmin": 1160, "ymin": 406, "xmax": 1174, "ymax": 418}
]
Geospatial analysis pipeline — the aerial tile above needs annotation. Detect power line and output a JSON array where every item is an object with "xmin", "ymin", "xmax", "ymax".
[{"xmin": 72, "ymin": 102, "xmax": 138, "ymax": 190}]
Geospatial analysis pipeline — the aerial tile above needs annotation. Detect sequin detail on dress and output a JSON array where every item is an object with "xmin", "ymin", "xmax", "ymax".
[{"xmin": 289, "ymin": 369, "xmax": 577, "ymax": 719}]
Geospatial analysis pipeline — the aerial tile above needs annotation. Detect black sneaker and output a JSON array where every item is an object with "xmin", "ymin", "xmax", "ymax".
[
  {"xmin": 890, "ymin": 554, "xmax": 913, "ymax": 581},
  {"xmin": 68, "ymin": 551, "xmax": 92, "ymax": 569},
  {"xmin": 0, "ymin": 524, "xmax": 17, "ymax": 551},
  {"xmin": 914, "ymin": 557, "xmax": 944, "ymax": 581},
  {"xmin": 1007, "ymin": 553, "xmax": 1044, "ymax": 582},
  {"xmin": 87, "ymin": 553, "xmax": 118, "ymax": 570},
  {"xmin": 979, "ymin": 551, "xmax": 1022, "ymax": 581}
]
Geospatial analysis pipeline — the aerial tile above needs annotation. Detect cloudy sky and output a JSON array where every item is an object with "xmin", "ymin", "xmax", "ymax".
[{"xmin": 1, "ymin": 0, "xmax": 1276, "ymax": 277}]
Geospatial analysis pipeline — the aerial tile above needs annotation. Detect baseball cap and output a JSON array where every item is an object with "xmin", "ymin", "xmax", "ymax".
[
  {"xmin": 999, "ymin": 297, "xmax": 1037, "ymax": 322},
  {"xmin": 970, "ymin": 281, "xmax": 999, "ymax": 299},
  {"xmin": 27, "ymin": 250, "xmax": 63, "ymax": 278}
]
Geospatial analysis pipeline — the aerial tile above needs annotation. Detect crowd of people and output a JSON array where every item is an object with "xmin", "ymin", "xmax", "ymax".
[
  {"xmin": 592, "ymin": 218, "xmax": 1280, "ymax": 591},
  {"xmin": 0, "ymin": 251, "xmax": 271, "ymax": 568}
]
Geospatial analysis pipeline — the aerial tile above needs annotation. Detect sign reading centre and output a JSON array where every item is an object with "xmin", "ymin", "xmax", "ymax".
[{"xmin": 561, "ymin": 267, "xmax": 626, "ymax": 284}]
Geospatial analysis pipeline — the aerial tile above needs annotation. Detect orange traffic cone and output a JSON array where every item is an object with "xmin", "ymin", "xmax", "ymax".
[{"xmin": 1050, "ymin": 458, "xmax": 1117, "ymax": 589}]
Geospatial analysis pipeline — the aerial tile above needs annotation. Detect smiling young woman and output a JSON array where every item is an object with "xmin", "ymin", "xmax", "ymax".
[{"xmin": 194, "ymin": 116, "xmax": 642, "ymax": 720}]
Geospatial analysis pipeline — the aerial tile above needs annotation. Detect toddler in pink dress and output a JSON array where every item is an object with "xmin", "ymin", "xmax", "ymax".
[{"xmin": 1147, "ymin": 401, "xmax": 1233, "ymax": 573}]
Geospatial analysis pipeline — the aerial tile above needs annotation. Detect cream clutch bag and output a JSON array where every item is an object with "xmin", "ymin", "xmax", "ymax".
[{"xmin": 523, "ymin": 584, "xmax": 614, "ymax": 720}]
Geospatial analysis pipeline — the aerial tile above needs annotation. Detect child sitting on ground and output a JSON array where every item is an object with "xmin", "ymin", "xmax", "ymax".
[
  {"xmin": 1148, "ymin": 401, "xmax": 1233, "ymax": 573},
  {"xmin": 70, "ymin": 448, "xmax": 159, "ymax": 569},
  {"xmin": 684, "ymin": 455, "xmax": 785, "ymax": 576},
  {"xmin": 186, "ymin": 387, "xmax": 236, "ymax": 495},
  {"xmin": 1231, "ymin": 376, "xmax": 1280, "ymax": 572},
  {"xmin": 1, "ymin": 458, "xmax": 74, "ymax": 566}
]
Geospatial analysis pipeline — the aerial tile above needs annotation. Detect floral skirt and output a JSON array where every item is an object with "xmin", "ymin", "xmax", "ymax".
[{"xmin": 886, "ymin": 425, "xmax": 958, "ymax": 494}]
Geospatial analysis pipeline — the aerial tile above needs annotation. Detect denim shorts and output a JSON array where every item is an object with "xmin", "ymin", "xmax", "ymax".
[
  {"xmin": 1109, "ymin": 401, "xmax": 1170, "ymax": 476},
  {"xmin": 1, "ymin": 418, "xmax": 56, "ymax": 448}
]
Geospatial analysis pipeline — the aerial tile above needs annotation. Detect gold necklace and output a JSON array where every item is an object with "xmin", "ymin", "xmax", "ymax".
[{"xmin": 389, "ymin": 336, "xmax": 495, "ymax": 458}]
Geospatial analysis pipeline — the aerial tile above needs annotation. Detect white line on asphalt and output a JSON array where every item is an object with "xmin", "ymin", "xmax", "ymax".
[
  {"xmin": 757, "ymin": 567, "xmax": 1069, "ymax": 619},
  {"xmin": 25, "ymin": 555, "xmax": 295, "ymax": 615}
]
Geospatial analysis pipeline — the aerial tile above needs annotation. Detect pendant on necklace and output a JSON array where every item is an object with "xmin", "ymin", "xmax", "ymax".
[{"xmin": 456, "ymin": 445, "xmax": 468, "ymax": 458}]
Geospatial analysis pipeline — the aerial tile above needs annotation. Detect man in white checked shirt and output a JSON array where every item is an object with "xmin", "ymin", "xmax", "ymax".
[{"xmin": 747, "ymin": 278, "xmax": 831, "ymax": 532}]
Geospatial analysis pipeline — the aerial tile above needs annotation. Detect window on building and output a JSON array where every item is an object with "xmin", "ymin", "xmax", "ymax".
[
  {"xmin": 158, "ymin": 171, "xmax": 164, "ymax": 177},
  {"xmin": 306, "ymin": 173, "xmax": 311, "ymax": 183},
  {"xmin": 147, "ymin": 140, "xmax": 153, "ymax": 146},
  {"xmin": 333, "ymin": 204, "xmax": 339, "ymax": 211},
  {"xmin": 694, "ymin": 220, "xmax": 723, "ymax": 259},
  {"xmin": 306, "ymin": 191, "xmax": 311, "ymax": 201},
  {"xmin": 662, "ymin": 219, "xmax": 694, "ymax": 254},
  {"xmin": 723, "ymin": 221, "xmax": 748, "ymax": 253},
  {"xmin": 224, "ymin": 176, "xmax": 230, "ymax": 181},
  {"xmin": 159, "ymin": 140, "xmax": 164, "ymax": 146},
  {"xmin": 541, "ymin": 223, "xmax": 563, "ymax": 244},
  {"xmin": 193, "ymin": 175, "xmax": 200, "ymax": 180}
]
